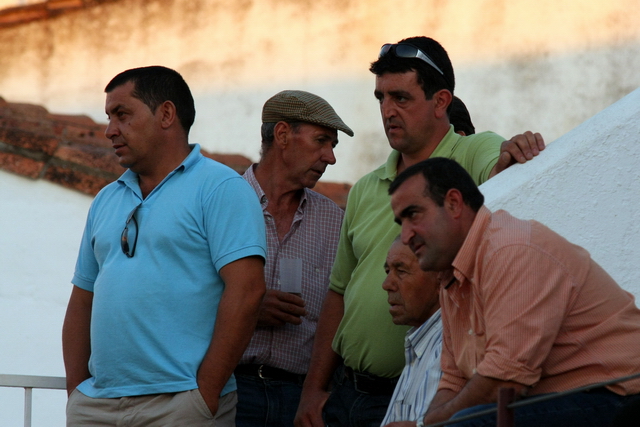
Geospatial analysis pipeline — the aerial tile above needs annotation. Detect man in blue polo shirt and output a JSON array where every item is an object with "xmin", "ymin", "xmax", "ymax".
[{"xmin": 62, "ymin": 66, "xmax": 267, "ymax": 426}]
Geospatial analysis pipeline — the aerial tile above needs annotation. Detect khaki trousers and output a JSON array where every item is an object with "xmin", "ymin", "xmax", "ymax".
[{"xmin": 66, "ymin": 388, "xmax": 237, "ymax": 427}]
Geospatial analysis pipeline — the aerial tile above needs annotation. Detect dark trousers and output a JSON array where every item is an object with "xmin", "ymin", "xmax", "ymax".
[
  {"xmin": 235, "ymin": 371, "xmax": 303, "ymax": 427},
  {"xmin": 323, "ymin": 365, "xmax": 396, "ymax": 427},
  {"xmin": 448, "ymin": 388, "xmax": 635, "ymax": 427}
]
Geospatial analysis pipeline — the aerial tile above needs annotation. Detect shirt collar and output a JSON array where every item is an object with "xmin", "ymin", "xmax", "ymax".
[
  {"xmin": 373, "ymin": 126, "xmax": 458, "ymax": 183},
  {"xmin": 117, "ymin": 144, "xmax": 202, "ymax": 195},
  {"xmin": 243, "ymin": 163, "xmax": 309, "ymax": 213},
  {"xmin": 373, "ymin": 150, "xmax": 401, "ymax": 182},
  {"xmin": 407, "ymin": 308, "xmax": 442, "ymax": 358}
]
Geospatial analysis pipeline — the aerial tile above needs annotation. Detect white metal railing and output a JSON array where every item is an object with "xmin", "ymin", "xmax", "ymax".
[{"xmin": 0, "ymin": 374, "xmax": 66, "ymax": 427}]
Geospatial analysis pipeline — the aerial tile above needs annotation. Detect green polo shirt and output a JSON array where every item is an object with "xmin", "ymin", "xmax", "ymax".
[{"xmin": 330, "ymin": 126, "xmax": 503, "ymax": 377}]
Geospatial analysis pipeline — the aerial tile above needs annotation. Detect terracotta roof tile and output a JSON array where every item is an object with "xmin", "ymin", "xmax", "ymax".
[
  {"xmin": 44, "ymin": 162, "xmax": 113, "ymax": 194},
  {"xmin": 0, "ymin": 151, "xmax": 45, "ymax": 178},
  {"xmin": 0, "ymin": 97, "xmax": 351, "ymax": 208},
  {"xmin": 0, "ymin": 127, "xmax": 60, "ymax": 156}
]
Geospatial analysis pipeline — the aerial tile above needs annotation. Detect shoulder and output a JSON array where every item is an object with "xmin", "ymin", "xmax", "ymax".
[
  {"xmin": 479, "ymin": 210, "xmax": 579, "ymax": 272},
  {"xmin": 350, "ymin": 162, "xmax": 389, "ymax": 196},
  {"xmin": 481, "ymin": 209, "xmax": 532, "ymax": 252},
  {"xmin": 305, "ymin": 190, "xmax": 344, "ymax": 222},
  {"xmin": 452, "ymin": 131, "xmax": 505, "ymax": 153},
  {"xmin": 94, "ymin": 179, "xmax": 122, "ymax": 199},
  {"xmin": 466, "ymin": 130, "xmax": 504, "ymax": 143},
  {"xmin": 194, "ymin": 155, "xmax": 243, "ymax": 178},
  {"xmin": 306, "ymin": 188, "xmax": 342, "ymax": 211},
  {"xmin": 190, "ymin": 156, "xmax": 253, "ymax": 191},
  {"xmin": 89, "ymin": 180, "xmax": 126, "ymax": 211}
]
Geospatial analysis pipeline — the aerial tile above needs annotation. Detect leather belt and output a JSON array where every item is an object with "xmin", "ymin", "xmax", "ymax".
[
  {"xmin": 235, "ymin": 364, "xmax": 306, "ymax": 385},
  {"xmin": 343, "ymin": 366, "xmax": 398, "ymax": 395}
]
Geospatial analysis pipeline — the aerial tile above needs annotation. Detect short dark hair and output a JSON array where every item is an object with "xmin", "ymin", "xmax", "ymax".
[
  {"xmin": 389, "ymin": 157, "xmax": 484, "ymax": 212},
  {"xmin": 449, "ymin": 96, "xmax": 475, "ymax": 135},
  {"xmin": 370, "ymin": 36, "xmax": 455, "ymax": 107},
  {"xmin": 105, "ymin": 66, "xmax": 195, "ymax": 133}
]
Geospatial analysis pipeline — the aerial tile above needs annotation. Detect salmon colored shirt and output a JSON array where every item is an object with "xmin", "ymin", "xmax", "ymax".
[{"xmin": 439, "ymin": 206, "xmax": 640, "ymax": 396}]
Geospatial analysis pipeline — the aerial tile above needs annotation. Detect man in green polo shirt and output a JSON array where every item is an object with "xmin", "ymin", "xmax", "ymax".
[{"xmin": 295, "ymin": 36, "xmax": 545, "ymax": 427}]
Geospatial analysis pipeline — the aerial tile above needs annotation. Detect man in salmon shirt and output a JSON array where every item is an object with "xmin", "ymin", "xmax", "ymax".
[{"xmin": 388, "ymin": 157, "xmax": 640, "ymax": 427}]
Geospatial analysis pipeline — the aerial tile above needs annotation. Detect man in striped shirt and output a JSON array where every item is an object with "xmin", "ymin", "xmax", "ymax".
[
  {"xmin": 236, "ymin": 90, "xmax": 354, "ymax": 427},
  {"xmin": 388, "ymin": 157, "xmax": 640, "ymax": 427},
  {"xmin": 380, "ymin": 237, "xmax": 443, "ymax": 426}
]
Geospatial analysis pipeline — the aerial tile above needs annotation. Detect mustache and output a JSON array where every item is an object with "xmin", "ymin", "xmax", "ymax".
[
  {"xmin": 387, "ymin": 296, "xmax": 402, "ymax": 306},
  {"xmin": 385, "ymin": 119, "xmax": 401, "ymax": 128},
  {"xmin": 408, "ymin": 235, "xmax": 425, "ymax": 254}
]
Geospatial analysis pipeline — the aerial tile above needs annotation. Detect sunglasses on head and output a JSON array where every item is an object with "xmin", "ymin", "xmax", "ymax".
[{"xmin": 379, "ymin": 43, "xmax": 446, "ymax": 77}]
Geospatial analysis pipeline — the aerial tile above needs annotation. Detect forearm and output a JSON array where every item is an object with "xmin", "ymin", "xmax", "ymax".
[
  {"xmin": 62, "ymin": 286, "xmax": 93, "ymax": 395},
  {"xmin": 197, "ymin": 257, "xmax": 266, "ymax": 398},
  {"xmin": 302, "ymin": 289, "xmax": 344, "ymax": 392},
  {"xmin": 424, "ymin": 374, "xmax": 526, "ymax": 424},
  {"xmin": 295, "ymin": 289, "xmax": 344, "ymax": 427}
]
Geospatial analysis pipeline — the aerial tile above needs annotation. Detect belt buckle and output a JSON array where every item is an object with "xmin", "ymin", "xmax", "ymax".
[{"xmin": 258, "ymin": 364, "xmax": 266, "ymax": 379}]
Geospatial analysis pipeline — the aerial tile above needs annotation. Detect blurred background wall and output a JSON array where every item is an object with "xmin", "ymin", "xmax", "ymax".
[{"xmin": 0, "ymin": 0, "xmax": 639, "ymax": 184}]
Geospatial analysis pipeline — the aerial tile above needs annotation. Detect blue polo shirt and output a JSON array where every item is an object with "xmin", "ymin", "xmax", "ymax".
[{"xmin": 72, "ymin": 144, "xmax": 266, "ymax": 398}]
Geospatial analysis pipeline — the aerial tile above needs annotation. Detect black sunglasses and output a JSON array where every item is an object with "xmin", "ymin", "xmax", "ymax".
[
  {"xmin": 379, "ymin": 43, "xmax": 446, "ymax": 78},
  {"xmin": 121, "ymin": 203, "xmax": 141, "ymax": 258}
]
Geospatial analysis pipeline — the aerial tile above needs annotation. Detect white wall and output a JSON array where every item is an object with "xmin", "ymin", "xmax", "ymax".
[
  {"xmin": 1, "ymin": 0, "xmax": 640, "ymax": 184},
  {"xmin": 0, "ymin": 172, "xmax": 91, "ymax": 426},
  {"xmin": 481, "ymin": 87, "xmax": 640, "ymax": 296}
]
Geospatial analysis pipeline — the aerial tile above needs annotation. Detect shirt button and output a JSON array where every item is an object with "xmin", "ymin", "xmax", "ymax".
[
  {"xmin": 468, "ymin": 329, "xmax": 474, "ymax": 335},
  {"xmin": 472, "ymin": 368, "xmax": 477, "ymax": 374}
]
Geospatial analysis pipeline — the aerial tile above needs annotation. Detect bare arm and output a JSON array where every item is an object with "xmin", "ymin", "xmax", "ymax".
[
  {"xmin": 489, "ymin": 131, "xmax": 545, "ymax": 178},
  {"xmin": 423, "ymin": 374, "xmax": 527, "ymax": 424},
  {"xmin": 294, "ymin": 289, "xmax": 344, "ymax": 427},
  {"xmin": 196, "ymin": 256, "xmax": 266, "ymax": 415},
  {"xmin": 62, "ymin": 286, "xmax": 93, "ymax": 396}
]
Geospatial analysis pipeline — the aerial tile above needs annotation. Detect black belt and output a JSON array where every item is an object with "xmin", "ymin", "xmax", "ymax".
[
  {"xmin": 343, "ymin": 366, "xmax": 398, "ymax": 395},
  {"xmin": 235, "ymin": 364, "xmax": 306, "ymax": 385}
]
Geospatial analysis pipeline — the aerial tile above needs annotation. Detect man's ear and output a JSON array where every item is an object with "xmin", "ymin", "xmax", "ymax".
[
  {"xmin": 158, "ymin": 101, "xmax": 178, "ymax": 130},
  {"xmin": 433, "ymin": 89, "xmax": 453, "ymax": 120},
  {"xmin": 444, "ymin": 188, "xmax": 464, "ymax": 219},
  {"xmin": 273, "ymin": 121, "xmax": 291, "ymax": 148}
]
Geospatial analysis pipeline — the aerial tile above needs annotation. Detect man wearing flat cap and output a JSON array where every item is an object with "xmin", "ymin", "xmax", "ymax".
[{"xmin": 235, "ymin": 90, "xmax": 354, "ymax": 427}]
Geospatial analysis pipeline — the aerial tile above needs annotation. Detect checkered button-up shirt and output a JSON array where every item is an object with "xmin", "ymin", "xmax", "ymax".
[{"xmin": 240, "ymin": 165, "xmax": 344, "ymax": 374}]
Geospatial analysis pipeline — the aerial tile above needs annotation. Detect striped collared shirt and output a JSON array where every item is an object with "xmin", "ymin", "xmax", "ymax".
[
  {"xmin": 381, "ymin": 309, "xmax": 443, "ymax": 425},
  {"xmin": 240, "ymin": 165, "xmax": 344, "ymax": 374}
]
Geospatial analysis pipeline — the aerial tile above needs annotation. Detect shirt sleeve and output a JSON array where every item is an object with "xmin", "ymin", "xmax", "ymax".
[
  {"xmin": 71, "ymin": 203, "xmax": 99, "ymax": 291},
  {"xmin": 476, "ymin": 244, "xmax": 575, "ymax": 386},
  {"xmin": 204, "ymin": 176, "xmax": 267, "ymax": 271},
  {"xmin": 328, "ymin": 183, "xmax": 359, "ymax": 295},
  {"xmin": 457, "ymin": 132, "xmax": 503, "ymax": 185}
]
